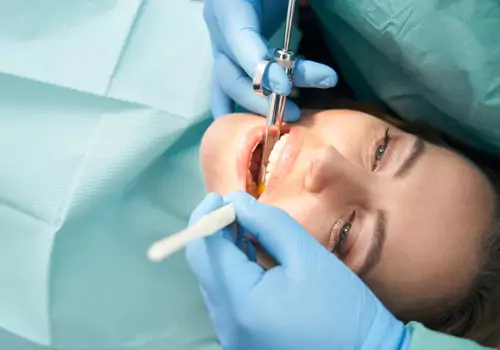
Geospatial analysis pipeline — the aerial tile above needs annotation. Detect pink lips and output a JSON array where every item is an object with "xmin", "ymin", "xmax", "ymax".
[
  {"xmin": 236, "ymin": 125, "xmax": 264, "ymax": 189},
  {"xmin": 236, "ymin": 124, "xmax": 301, "ymax": 195}
]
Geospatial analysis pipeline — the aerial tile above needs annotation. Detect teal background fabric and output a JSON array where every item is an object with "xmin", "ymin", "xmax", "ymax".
[
  {"xmin": 2, "ymin": 0, "xmax": 498, "ymax": 349},
  {"xmin": 0, "ymin": 0, "xmax": 299, "ymax": 348},
  {"xmin": 310, "ymin": 0, "xmax": 500, "ymax": 154},
  {"xmin": 407, "ymin": 322, "xmax": 493, "ymax": 350},
  {"xmin": 0, "ymin": 1, "xmax": 219, "ymax": 349},
  {"xmin": 0, "ymin": 77, "xmax": 215, "ymax": 350}
]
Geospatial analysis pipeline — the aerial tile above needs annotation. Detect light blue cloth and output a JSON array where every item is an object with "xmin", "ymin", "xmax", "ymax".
[
  {"xmin": 0, "ymin": 1, "xmax": 218, "ymax": 349},
  {"xmin": 0, "ymin": 1, "xmax": 299, "ymax": 348}
]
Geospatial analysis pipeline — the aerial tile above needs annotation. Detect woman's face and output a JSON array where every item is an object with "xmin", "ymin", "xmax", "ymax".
[{"xmin": 200, "ymin": 110, "xmax": 495, "ymax": 317}]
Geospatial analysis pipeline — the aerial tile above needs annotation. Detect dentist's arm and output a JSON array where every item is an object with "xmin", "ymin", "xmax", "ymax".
[
  {"xmin": 186, "ymin": 191, "xmax": 493, "ymax": 350},
  {"xmin": 204, "ymin": 0, "xmax": 337, "ymax": 120}
]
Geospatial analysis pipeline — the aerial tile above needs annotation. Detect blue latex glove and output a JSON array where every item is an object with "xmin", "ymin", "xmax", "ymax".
[
  {"xmin": 204, "ymin": 0, "xmax": 338, "ymax": 121},
  {"xmin": 186, "ymin": 191, "xmax": 412, "ymax": 350}
]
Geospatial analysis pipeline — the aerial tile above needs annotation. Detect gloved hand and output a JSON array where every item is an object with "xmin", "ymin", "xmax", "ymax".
[
  {"xmin": 204, "ymin": 0, "xmax": 338, "ymax": 121},
  {"xmin": 186, "ymin": 191, "xmax": 412, "ymax": 350}
]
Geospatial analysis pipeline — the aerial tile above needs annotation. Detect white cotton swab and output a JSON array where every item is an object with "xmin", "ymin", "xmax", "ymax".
[{"xmin": 147, "ymin": 204, "xmax": 236, "ymax": 262}]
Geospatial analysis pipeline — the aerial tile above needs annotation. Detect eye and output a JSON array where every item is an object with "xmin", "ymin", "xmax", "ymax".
[
  {"xmin": 373, "ymin": 128, "xmax": 391, "ymax": 168},
  {"xmin": 332, "ymin": 211, "xmax": 356, "ymax": 254}
]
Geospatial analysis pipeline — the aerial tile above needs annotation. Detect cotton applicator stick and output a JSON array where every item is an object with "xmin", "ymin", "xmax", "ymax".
[{"xmin": 147, "ymin": 204, "xmax": 236, "ymax": 262}]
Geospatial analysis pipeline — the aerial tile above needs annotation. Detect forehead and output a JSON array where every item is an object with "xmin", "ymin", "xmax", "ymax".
[{"xmin": 369, "ymin": 142, "xmax": 495, "ymax": 299}]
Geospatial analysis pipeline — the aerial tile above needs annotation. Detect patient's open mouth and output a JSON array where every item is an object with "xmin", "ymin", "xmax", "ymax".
[
  {"xmin": 247, "ymin": 142, "xmax": 263, "ymax": 197},
  {"xmin": 246, "ymin": 128, "xmax": 290, "ymax": 198}
]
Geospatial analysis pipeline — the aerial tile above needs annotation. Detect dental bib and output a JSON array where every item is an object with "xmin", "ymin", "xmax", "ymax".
[
  {"xmin": 0, "ymin": 1, "xmax": 215, "ymax": 349},
  {"xmin": 0, "ymin": 1, "xmax": 300, "ymax": 349}
]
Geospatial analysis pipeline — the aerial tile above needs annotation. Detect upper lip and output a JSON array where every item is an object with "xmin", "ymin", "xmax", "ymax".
[{"xmin": 262, "ymin": 126, "xmax": 300, "ymax": 197}]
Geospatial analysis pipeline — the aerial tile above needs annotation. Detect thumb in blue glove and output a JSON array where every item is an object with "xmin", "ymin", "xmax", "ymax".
[
  {"xmin": 204, "ymin": 0, "xmax": 338, "ymax": 120},
  {"xmin": 186, "ymin": 190, "xmax": 412, "ymax": 350}
]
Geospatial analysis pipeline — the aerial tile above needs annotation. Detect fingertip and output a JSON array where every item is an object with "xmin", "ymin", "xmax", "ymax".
[
  {"xmin": 265, "ymin": 63, "xmax": 292, "ymax": 95},
  {"xmin": 323, "ymin": 69, "xmax": 339, "ymax": 88},
  {"xmin": 283, "ymin": 100, "xmax": 300, "ymax": 122},
  {"xmin": 189, "ymin": 192, "xmax": 224, "ymax": 224},
  {"xmin": 293, "ymin": 60, "xmax": 338, "ymax": 88}
]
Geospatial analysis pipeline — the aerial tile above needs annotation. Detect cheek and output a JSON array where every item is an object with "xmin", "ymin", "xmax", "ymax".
[
  {"xmin": 200, "ymin": 130, "xmax": 239, "ymax": 195},
  {"xmin": 309, "ymin": 114, "xmax": 379, "ymax": 158},
  {"xmin": 200, "ymin": 139, "xmax": 223, "ymax": 189},
  {"xmin": 267, "ymin": 196, "xmax": 335, "ymax": 249}
]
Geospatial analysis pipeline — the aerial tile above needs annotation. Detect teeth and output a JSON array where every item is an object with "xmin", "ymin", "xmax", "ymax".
[
  {"xmin": 268, "ymin": 146, "xmax": 281, "ymax": 163},
  {"xmin": 264, "ymin": 172, "xmax": 272, "ymax": 184},
  {"xmin": 265, "ymin": 134, "xmax": 289, "ymax": 185}
]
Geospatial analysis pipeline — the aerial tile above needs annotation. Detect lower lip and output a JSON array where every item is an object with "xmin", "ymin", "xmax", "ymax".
[{"xmin": 236, "ymin": 126, "xmax": 265, "ymax": 188}]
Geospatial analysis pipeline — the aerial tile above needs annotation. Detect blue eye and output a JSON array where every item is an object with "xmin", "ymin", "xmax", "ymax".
[
  {"xmin": 339, "ymin": 222, "xmax": 351, "ymax": 243},
  {"xmin": 375, "ymin": 128, "xmax": 390, "ymax": 163},
  {"xmin": 332, "ymin": 212, "xmax": 356, "ymax": 254}
]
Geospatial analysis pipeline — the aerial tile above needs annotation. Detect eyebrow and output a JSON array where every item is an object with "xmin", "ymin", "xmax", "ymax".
[
  {"xmin": 357, "ymin": 137, "xmax": 426, "ymax": 276},
  {"xmin": 358, "ymin": 210, "xmax": 387, "ymax": 278},
  {"xmin": 395, "ymin": 136, "xmax": 426, "ymax": 178}
]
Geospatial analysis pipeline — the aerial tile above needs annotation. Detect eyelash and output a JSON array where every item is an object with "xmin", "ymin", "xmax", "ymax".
[
  {"xmin": 331, "ymin": 129, "xmax": 390, "ymax": 255},
  {"xmin": 373, "ymin": 128, "xmax": 391, "ymax": 170},
  {"xmin": 331, "ymin": 211, "xmax": 356, "ymax": 254}
]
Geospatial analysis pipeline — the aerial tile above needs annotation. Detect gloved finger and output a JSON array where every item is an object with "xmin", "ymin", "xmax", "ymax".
[
  {"xmin": 186, "ymin": 238, "xmax": 212, "ymax": 289},
  {"xmin": 264, "ymin": 60, "xmax": 292, "ymax": 96},
  {"xmin": 224, "ymin": 190, "xmax": 325, "ymax": 272},
  {"xmin": 199, "ymin": 284, "xmax": 235, "ymax": 347},
  {"xmin": 187, "ymin": 192, "xmax": 264, "ymax": 303},
  {"xmin": 210, "ymin": 71, "xmax": 234, "ymax": 119},
  {"xmin": 214, "ymin": 0, "xmax": 292, "ymax": 95},
  {"xmin": 203, "ymin": 228, "xmax": 265, "ymax": 304},
  {"xmin": 292, "ymin": 59, "xmax": 338, "ymax": 89},
  {"xmin": 188, "ymin": 192, "xmax": 224, "ymax": 225},
  {"xmin": 188, "ymin": 229, "xmax": 256, "ymax": 310},
  {"xmin": 215, "ymin": 53, "xmax": 300, "ymax": 122},
  {"xmin": 186, "ymin": 193, "xmax": 226, "ymax": 288},
  {"xmin": 188, "ymin": 238, "xmax": 234, "ymax": 309}
]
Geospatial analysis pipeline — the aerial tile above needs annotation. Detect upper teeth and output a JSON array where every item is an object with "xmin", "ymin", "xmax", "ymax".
[{"xmin": 265, "ymin": 134, "xmax": 289, "ymax": 185}]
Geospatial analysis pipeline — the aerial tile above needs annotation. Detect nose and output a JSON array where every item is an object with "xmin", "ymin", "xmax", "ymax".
[{"xmin": 304, "ymin": 145, "xmax": 370, "ymax": 200}]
